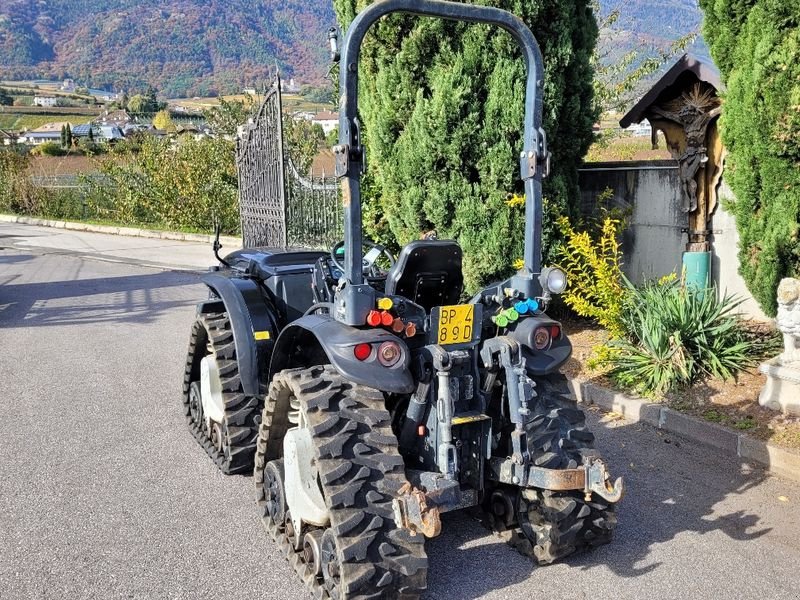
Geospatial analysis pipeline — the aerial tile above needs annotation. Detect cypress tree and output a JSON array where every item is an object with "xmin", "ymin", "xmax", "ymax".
[
  {"xmin": 699, "ymin": 0, "xmax": 800, "ymax": 315},
  {"xmin": 332, "ymin": 0, "xmax": 598, "ymax": 291},
  {"xmin": 60, "ymin": 125, "xmax": 67, "ymax": 148}
]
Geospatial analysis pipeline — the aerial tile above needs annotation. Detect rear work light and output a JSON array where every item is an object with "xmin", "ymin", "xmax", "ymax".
[
  {"xmin": 377, "ymin": 341, "xmax": 402, "ymax": 367},
  {"xmin": 533, "ymin": 327, "xmax": 551, "ymax": 350}
]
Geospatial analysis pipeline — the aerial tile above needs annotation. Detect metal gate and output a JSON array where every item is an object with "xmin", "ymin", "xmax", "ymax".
[{"xmin": 236, "ymin": 77, "xmax": 342, "ymax": 249}]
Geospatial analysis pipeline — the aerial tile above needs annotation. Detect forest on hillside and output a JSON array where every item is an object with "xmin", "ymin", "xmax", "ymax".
[{"xmin": 0, "ymin": 0, "xmax": 702, "ymax": 98}]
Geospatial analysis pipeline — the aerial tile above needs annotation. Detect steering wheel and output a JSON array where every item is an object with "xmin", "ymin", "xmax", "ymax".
[{"xmin": 330, "ymin": 240, "xmax": 396, "ymax": 279}]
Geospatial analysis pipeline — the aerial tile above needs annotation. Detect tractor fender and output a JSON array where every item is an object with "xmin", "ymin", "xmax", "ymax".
[
  {"xmin": 270, "ymin": 314, "xmax": 414, "ymax": 394},
  {"xmin": 198, "ymin": 273, "xmax": 279, "ymax": 396}
]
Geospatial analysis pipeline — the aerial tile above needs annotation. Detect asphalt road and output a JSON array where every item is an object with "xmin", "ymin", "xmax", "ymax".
[{"xmin": 2, "ymin": 246, "xmax": 800, "ymax": 600}]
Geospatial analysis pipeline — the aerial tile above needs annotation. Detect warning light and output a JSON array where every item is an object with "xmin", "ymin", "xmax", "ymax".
[
  {"xmin": 380, "ymin": 311, "xmax": 394, "ymax": 327},
  {"xmin": 353, "ymin": 343, "xmax": 372, "ymax": 361},
  {"xmin": 377, "ymin": 297, "xmax": 394, "ymax": 310},
  {"xmin": 366, "ymin": 310, "xmax": 382, "ymax": 326}
]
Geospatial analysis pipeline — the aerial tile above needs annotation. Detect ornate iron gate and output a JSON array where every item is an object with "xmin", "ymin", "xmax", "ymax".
[{"xmin": 236, "ymin": 77, "xmax": 342, "ymax": 249}]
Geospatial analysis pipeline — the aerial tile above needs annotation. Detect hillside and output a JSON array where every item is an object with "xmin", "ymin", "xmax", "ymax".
[
  {"xmin": 0, "ymin": 0, "xmax": 336, "ymax": 97},
  {"xmin": 0, "ymin": 0, "xmax": 702, "ymax": 98}
]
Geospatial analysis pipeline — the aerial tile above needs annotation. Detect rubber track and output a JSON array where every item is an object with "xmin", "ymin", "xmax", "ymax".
[
  {"xmin": 254, "ymin": 365, "xmax": 427, "ymax": 599},
  {"xmin": 498, "ymin": 373, "xmax": 617, "ymax": 564},
  {"xmin": 182, "ymin": 312, "xmax": 262, "ymax": 475}
]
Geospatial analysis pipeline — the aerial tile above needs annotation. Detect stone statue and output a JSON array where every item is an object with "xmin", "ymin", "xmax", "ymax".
[
  {"xmin": 759, "ymin": 277, "xmax": 800, "ymax": 415},
  {"xmin": 776, "ymin": 278, "xmax": 800, "ymax": 364}
]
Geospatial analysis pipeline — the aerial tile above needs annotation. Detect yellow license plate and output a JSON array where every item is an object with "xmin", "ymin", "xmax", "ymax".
[{"xmin": 437, "ymin": 304, "xmax": 475, "ymax": 345}]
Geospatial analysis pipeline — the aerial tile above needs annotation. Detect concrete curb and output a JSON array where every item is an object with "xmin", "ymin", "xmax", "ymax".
[
  {"xmin": 0, "ymin": 214, "xmax": 242, "ymax": 248},
  {"xmin": 569, "ymin": 379, "xmax": 800, "ymax": 484}
]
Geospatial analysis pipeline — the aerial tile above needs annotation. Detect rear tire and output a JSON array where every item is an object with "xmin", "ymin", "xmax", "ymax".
[
  {"xmin": 254, "ymin": 365, "xmax": 427, "ymax": 599},
  {"xmin": 498, "ymin": 372, "xmax": 618, "ymax": 564}
]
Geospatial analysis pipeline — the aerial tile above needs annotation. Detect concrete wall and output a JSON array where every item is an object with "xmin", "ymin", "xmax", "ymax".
[
  {"xmin": 710, "ymin": 182, "xmax": 768, "ymax": 320},
  {"xmin": 578, "ymin": 161, "xmax": 687, "ymax": 282},
  {"xmin": 578, "ymin": 161, "xmax": 768, "ymax": 321}
]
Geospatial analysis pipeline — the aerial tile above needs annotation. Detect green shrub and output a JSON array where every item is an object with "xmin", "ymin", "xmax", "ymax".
[
  {"xmin": 32, "ymin": 142, "xmax": 67, "ymax": 157},
  {"xmin": 555, "ymin": 213, "xmax": 626, "ymax": 337},
  {"xmin": 698, "ymin": 0, "xmax": 800, "ymax": 315},
  {"xmin": 90, "ymin": 136, "xmax": 239, "ymax": 234},
  {"xmin": 600, "ymin": 278, "xmax": 757, "ymax": 397}
]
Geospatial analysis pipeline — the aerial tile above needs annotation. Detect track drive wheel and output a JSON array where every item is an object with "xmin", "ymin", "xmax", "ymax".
[
  {"xmin": 254, "ymin": 365, "xmax": 427, "ymax": 599},
  {"xmin": 501, "ymin": 373, "xmax": 617, "ymax": 563},
  {"xmin": 182, "ymin": 312, "xmax": 262, "ymax": 474}
]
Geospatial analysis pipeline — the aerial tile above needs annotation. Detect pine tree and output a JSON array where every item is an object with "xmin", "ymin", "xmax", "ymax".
[
  {"xmin": 332, "ymin": 0, "xmax": 598, "ymax": 291},
  {"xmin": 699, "ymin": 0, "xmax": 800, "ymax": 315}
]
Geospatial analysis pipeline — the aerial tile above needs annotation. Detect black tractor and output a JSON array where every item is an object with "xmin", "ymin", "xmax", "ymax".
[{"xmin": 181, "ymin": 1, "xmax": 624, "ymax": 598}]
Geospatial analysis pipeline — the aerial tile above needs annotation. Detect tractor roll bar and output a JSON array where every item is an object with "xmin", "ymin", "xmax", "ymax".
[{"xmin": 335, "ymin": 0, "xmax": 548, "ymax": 298}]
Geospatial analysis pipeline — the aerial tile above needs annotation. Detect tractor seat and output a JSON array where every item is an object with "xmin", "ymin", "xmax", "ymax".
[{"xmin": 384, "ymin": 240, "xmax": 464, "ymax": 311}]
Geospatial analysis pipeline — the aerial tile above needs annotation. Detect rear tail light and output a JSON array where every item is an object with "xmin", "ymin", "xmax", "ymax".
[
  {"xmin": 533, "ymin": 327, "xmax": 551, "ymax": 350},
  {"xmin": 377, "ymin": 341, "xmax": 402, "ymax": 366},
  {"xmin": 550, "ymin": 325, "xmax": 561, "ymax": 340},
  {"xmin": 353, "ymin": 343, "xmax": 372, "ymax": 361}
]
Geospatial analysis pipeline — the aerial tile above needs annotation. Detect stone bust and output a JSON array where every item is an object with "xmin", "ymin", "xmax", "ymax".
[{"xmin": 777, "ymin": 278, "xmax": 800, "ymax": 365}]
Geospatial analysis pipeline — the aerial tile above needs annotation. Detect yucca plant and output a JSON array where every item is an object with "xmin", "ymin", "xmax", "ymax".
[{"xmin": 603, "ymin": 277, "xmax": 757, "ymax": 397}]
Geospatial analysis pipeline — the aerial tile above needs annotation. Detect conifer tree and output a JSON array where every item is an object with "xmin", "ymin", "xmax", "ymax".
[
  {"xmin": 699, "ymin": 0, "xmax": 800, "ymax": 315},
  {"xmin": 332, "ymin": 0, "xmax": 598, "ymax": 291}
]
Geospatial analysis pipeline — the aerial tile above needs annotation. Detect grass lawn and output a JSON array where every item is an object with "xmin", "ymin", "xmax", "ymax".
[{"xmin": 0, "ymin": 113, "xmax": 94, "ymax": 130}]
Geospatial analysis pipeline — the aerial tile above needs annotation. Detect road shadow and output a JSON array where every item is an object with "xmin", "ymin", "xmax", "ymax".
[
  {"xmin": 0, "ymin": 269, "xmax": 200, "ymax": 327},
  {"xmin": 422, "ymin": 411, "xmax": 773, "ymax": 599}
]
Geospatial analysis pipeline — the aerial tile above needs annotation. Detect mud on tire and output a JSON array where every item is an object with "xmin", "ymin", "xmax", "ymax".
[
  {"xmin": 254, "ymin": 365, "xmax": 427, "ymax": 599},
  {"xmin": 182, "ymin": 312, "xmax": 262, "ymax": 474}
]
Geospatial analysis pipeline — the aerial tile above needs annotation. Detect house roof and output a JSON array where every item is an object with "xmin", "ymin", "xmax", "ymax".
[
  {"xmin": 313, "ymin": 111, "xmax": 338, "ymax": 121},
  {"xmin": 620, "ymin": 53, "xmax": 724, "ymax": 128},
  {"xmin": 30, "ymin": 121, "xmax": 71, "ymax": 133}
]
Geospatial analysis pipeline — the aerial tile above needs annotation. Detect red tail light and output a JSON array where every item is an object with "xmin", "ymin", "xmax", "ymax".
[
  {"xmin": 353, "ymin": 343, "xmax": 372, "ymax": 361},
  {"xmin": 550, "ymin": 325, "xmax": 561, "ymax": 340}
]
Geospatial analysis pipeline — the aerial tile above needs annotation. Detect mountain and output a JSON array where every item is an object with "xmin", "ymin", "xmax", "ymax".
[
  {"xmin": 0, "ymin": 0, "xmax": 336, "ymax": 97},
  {"xmin": 0, "ymin": 0, "xmax": 703, "ymax": 98}
]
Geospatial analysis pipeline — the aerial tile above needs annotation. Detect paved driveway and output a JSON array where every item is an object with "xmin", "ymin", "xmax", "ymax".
[{"xmin": 2, "ymin": 245, "xmax": 799, "ymax": 599}]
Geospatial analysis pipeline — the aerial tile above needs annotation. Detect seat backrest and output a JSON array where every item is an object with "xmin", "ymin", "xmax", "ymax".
[{"xmin": 384, "ymin": 240, "xmax": 464, "ymax": 310}]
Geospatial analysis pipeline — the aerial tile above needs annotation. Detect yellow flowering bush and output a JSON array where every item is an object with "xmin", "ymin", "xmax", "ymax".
[{"xmin": 555, "ymin": 215, "xmax": 626, "ymax": 338}]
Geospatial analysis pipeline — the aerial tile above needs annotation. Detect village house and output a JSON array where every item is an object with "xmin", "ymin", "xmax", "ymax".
[
  {"xmin": 97, "ymin": 109, "xmax": 132, "ymax": 127},
  {"xmin": 60, "ymin": 79, "xmax": 76, "ymax": 92},
  {"xmin": 33, "ymin": 96, "xmax": 58, "ymax": 108},
  {"xmin": 71, "ymin": 123, "xmax": 125, "ymax": 142},
  {"xmin": 17, "ymin": 122, "xmax": 71, "ymax": 145},
  {"xmin": 312, "ymin": 110, "xmax": 338, "ymax": 135}
]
